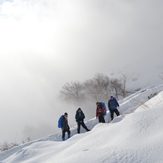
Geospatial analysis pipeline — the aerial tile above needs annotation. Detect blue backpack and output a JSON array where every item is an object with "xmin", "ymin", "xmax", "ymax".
[
  {"xmin": 58, "ymin": 115, "xmax": 64, "ymax": 128},
  {"xmin": 99, "ymin": 102, "xmax": 107, "ymax": 116},
  {"xmin": 113, "ymin": 96, "xmax": 117, "ymax": 100},
  {"xmin": 112, "ymin": 97, "xmax": 119, "ymax": 107},
  {"xmin": 76, "ymin": 108, "xmax": 83, "ymax": 114}
]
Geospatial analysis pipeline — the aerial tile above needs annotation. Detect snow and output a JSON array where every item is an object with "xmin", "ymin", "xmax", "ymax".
[{"xmin": 0, "ymin": 84, "xmax": 163, "ymax": 163}]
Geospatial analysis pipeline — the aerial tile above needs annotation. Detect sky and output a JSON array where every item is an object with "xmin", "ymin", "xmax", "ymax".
[
  {"xmin": 0, "ymin": 0, "xmax": 163, "ymax": 144},
  {"xmin": 0, "ymin": 84, "xmax": 163, "ymax": 162}
]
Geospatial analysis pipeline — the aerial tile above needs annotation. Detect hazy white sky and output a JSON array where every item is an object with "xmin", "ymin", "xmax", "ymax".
[{"xmin": 0, "ymin": 0, "xmax": 163, "ymax": 143}]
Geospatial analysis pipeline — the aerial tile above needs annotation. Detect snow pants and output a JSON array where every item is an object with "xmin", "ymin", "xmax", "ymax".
[
  {"xmin": 77, "ymin": 121, "xmax": 89, "ymax": 133},
  {"xmin": 110, "ymin": 109, "xmax": 120, "ymax": 120},
  {"xmin": 62, "ymin": 128, "xmax": 71, "ymax": 140},
  {"xmin": 98, "ymin": 115, "xmax": 105, "ymax": 123}
]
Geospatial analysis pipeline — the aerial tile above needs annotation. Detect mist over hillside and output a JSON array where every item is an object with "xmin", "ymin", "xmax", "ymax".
[
  {"xmin": 0, "ymin": 0, "xmax": 163, "ymax": 145},
  {"xmin": 106, "ymin": 58, "xmax": 163, "ymax": 90}
]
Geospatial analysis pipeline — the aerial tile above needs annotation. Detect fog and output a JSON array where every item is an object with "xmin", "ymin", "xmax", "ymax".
[{"xmin": 0, "ymin": 0, "xmax": 163, "ymax": 144}]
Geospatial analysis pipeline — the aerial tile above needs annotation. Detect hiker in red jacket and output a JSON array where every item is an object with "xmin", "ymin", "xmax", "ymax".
[{"xmin": 96, "ymin": 102, "xmax": 105, "ymax": 123}]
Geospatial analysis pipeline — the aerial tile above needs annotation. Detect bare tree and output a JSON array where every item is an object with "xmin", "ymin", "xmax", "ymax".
[
  {"xmin": 60, "ymin": 81, "xmax": 85, "ymax": 103},
  {"xmin": 110, "ymin": 79, "xmax": 122, "ymax": 99},
  {"xmin": 84, "ymin": 73, "xmax": 110, "ymax": 102},
  {"xmin": 0, "ymin": 141, "xmax": 18, "ymax": 151},
  {"xmin": 121, "ymin": 74, "xmax": 127, "ymax": 97},
  {"xmin": 27, "ymin": 137, "xmax": 32, "ymax": 142},
  {"xmin": 59, "ymin": 73, "xmax": 129, "ymax": 104},
  {"xmin": 110, "ymin": 74, "xmax": 128, "ymax": 98},
  {"xmin": 0, "ymin": 141, "xmax": 10, "ymax": 151}
]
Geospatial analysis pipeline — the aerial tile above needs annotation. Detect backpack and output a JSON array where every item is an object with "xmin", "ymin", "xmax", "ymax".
[
  {"xmin": 76, "ymin": 108, "xmax": 83, "ymax": 114},
  {"xmin": 99, "ymin": 102, "xmax": 107, "ymax": 116},
  {"xmin": 112, "ymin": 97, "xmax": 119, "ymax": 107},
  {"xmin": 58, "ymin": 115, "xmax": 64, "ymax": 128},
  {"xmin": 113, "ymin": 96, "xmax": 117, "ymax": 100}
]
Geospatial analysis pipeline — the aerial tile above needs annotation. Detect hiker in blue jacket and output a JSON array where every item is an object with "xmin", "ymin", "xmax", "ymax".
[
  {"xmin": 75, "ymin": 108, "xmax": 90, "ymax": 133},
  {"xmin": 108, "ymin": 96, "xmax": 120, "ymax": 121},
  {"xmin": 61, "ymin": 112, "xmax": 71, "ymax": 141}
]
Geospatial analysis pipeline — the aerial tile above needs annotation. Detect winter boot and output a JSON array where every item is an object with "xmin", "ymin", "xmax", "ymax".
[
  {"xmin": 68, "ymin": 134, "xmax": 71, "ymax": 139},
  {"xmin": 62, "ymin": 138, "xmax": 65, "ymax": 141}
]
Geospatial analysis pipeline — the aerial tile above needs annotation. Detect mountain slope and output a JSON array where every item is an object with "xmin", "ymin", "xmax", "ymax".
[{"xmin": 0, "ymin": 85, "xmax": 163, "ymax": 163}]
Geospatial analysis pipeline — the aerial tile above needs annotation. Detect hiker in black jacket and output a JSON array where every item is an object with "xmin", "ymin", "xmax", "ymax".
[
  {"xmin": 75, "ymin": 108, "xmax": 90, "ymax": 133},
  {"xmin": 61, "ymin": 112, "xmax": 71, "ymax": 141}
]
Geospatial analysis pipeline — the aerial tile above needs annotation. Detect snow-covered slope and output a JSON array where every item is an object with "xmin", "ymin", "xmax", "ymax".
[{"xmin": 0, "ymin": 84, "xmax": 163, "ymax": 163}]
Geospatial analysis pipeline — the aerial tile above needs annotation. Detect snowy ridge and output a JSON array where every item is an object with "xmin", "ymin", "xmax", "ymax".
[{"xmin": 0, "ymin": 84, "xmax": 163, "ymax": 163}]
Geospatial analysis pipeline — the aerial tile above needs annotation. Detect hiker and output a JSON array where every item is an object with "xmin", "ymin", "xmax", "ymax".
[
  {"xmin": 75, "ymin": 108, "xmax": 90, "ymax": 133},
  {"xmin": 96, "ymin": 102, "xmax": 105, "ymax": 123},
  {"xmin": 108, "ymin": 96, "xmax": 120, "ymax": 121},
  {"xmin": 61, "ymin": 112, "xmax": 71, "ymax": 141}
]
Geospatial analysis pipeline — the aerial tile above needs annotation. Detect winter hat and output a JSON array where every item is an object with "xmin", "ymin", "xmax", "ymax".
[
  {"xmin": 64, "ymin": 112, "xmax": 68, "ymax": 116},
  {"xmin": 110, "ymin": 96, "xmax": 114, "ymax": 99},
  {"xmin": 78, "ymin": 108, "xmax": 82, "ymax": 111},
  {"xmin": 77, "ymin": 108, "xmax": 82, "ymax": 114},
  {"xmin": 96, "ymin": 102, "xmax": 99, "ymax": 105}
]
